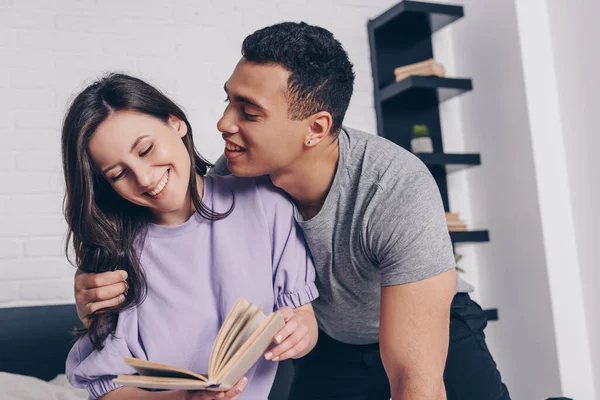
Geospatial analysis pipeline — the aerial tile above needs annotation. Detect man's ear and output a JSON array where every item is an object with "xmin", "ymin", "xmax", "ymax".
[
  {"xmin": 304, "ymin": 111, "xmax": 333, "ymax": 147},
  {"xmin": 168, "ymin": 115, "xmax": 188, "ymax": 138}
]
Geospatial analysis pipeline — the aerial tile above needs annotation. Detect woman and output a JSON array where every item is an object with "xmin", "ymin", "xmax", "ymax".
[{"xmin": 63, "ymin": 73, "xmax": 319, "ymax": 400}]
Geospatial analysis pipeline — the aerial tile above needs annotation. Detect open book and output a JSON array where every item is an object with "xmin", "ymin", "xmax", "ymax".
[{"xmin": 112, "ymin": 299, "xmax": 285, "ymax": 391}]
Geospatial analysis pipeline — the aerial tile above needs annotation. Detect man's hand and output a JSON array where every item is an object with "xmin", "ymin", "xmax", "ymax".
[
  {"xmin": 264, "ymin": 304, "xmax": 318, "ymax": 362},
  {"xmin": 380, "ymin": 268, "xmax": 455, "ymax": 400},
  {"xmin": 74, "ymin": 270, "xmax": 128, "ymax": 327}
]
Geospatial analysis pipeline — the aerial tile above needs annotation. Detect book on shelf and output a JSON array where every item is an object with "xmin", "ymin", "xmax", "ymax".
[
  {"xmin": 394, "ymin": 58, "xmax": 446, "ymax": 82},
  {"xmin": 112, "ymin": 299, "xmax": 285, "ymax": 391},
  {"xmin": 445, "ymin": 212, "xmax": 467, "ymax": 232}
]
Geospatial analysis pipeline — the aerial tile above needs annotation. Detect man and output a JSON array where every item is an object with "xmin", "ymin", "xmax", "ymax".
[{"xmin": 74, "ymin": 22, "xmax": 510, "ymax": 400}]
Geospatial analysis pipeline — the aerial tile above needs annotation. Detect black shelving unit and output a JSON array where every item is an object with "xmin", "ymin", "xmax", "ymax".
[
  {"xmin": 416, "ymin": 152, "xmax": 480, "ymax": 173},
  {"xmin": 484, "ymin": 308, "xmax": 499, "ymax": 321},
  {"xmin": 380, "ymin": 76, "xmax": 472, "ymax": 104},
  {"xmin": 449, "ymin": 230, "xmax": 489, "ymax": 244},
  {"xmin": 368, "ymin": 1, "xmax": 496, "ymax": 318},
  {"xmin": 368, "ymin": 0, "xmax": 486, "ymax": 239}
]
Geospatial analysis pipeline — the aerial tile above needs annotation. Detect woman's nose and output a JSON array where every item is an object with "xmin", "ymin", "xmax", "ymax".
[{"xmin": 131, "ymin": 164, "xmax": 153, "ymax": 189}]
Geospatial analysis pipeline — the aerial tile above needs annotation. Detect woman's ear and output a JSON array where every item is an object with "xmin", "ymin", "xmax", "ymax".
[{"xmin": 168, "ymin": 115, "xmax": 188, "ymax": 138}]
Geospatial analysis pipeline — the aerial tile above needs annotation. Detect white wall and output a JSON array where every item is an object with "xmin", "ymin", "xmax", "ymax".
[
  {"xmin": 435, "ymin": 0, "xmax": 565, "ymax": 399},
  {"xmin": 437, "ymin": 0, "xmax": 600, "ymax": 398},
  {"xmin": 0, "ymin": 0, "xmax": 398, "ymax": 307},
  {"xmin": 545, "ymin": 0, "xmax": 600, "ymax": 391}
]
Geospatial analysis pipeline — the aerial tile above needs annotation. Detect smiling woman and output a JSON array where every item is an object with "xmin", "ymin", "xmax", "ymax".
[
  {"xmin": 88, "ymin": 110, "xmax": 196, "ymax": 226},
  {"xmin": 61, "ymin": 74, "xmax": 225, "ymax": 348},
  {"xmin": 60, "ymin": 73, "xmax": 319, "ymax": 400}
]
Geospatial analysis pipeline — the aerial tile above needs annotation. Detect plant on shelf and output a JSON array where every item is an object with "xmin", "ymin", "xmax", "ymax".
[
  {"xmin": 454, "ymin": 252, "xmax": 464, "ymax": 273},
  {"xmin": 410, "ymin": 124, "xmax": 433, "ymax": 153}
]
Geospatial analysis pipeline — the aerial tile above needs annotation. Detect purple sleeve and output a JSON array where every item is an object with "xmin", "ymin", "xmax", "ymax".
[
  {"xmin": 65, "ymin": 308, "xmax": 145, "ymax": 399},
  {"xmin": 255, "ymin": 178, "xmax": 319, "ymax": 310}
]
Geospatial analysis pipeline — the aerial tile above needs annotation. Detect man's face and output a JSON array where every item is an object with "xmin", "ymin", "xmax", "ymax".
[{"xmin": 217, "ymin": 59, "xmax": 308, "ymax": 177}]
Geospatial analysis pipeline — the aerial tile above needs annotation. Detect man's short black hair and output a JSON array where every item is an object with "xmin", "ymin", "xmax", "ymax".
[{"xmin": 242, "ymin": 22, "xmax": 355, "ymax": 135}]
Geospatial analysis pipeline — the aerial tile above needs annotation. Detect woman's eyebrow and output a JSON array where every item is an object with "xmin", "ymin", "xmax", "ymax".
[{"xmin": 101, "ymin": 135, "xmax": 152, "ymax": 175}]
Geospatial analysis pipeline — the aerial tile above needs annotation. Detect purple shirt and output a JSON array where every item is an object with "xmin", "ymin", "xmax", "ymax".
[{"xmin": 66, "ymin": 175, "xmax": 318, "ymax": 399}]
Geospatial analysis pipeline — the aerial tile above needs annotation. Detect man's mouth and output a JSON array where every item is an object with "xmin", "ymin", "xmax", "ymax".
[{"xmin": 225, "ymin": 141, "xmax": 246, "ymax": 152}]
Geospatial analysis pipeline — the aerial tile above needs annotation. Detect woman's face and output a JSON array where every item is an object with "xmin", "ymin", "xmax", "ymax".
[{"xmin": 87, "ymin": 110, "xmax": 193, "ymax": 225}]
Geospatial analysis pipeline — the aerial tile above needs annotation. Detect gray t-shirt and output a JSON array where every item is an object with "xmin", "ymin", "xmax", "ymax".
[{"xmin": 210, "ymin": 127, "xmax": 473, "ymax": 344}]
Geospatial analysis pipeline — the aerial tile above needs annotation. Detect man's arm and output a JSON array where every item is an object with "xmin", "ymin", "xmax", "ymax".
[{"xmin": 380, "ymin": 268, "xmax": 455, "ymax": 400}]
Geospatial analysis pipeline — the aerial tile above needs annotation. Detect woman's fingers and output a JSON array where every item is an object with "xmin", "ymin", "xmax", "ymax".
[
  {"xmin": 223, "ymin": 377, "xmax": 248, "ymax": 397},
  {"xmin": 185, "ymin": 377, "xmax": 248, "ymax": 400},
  {"xmin": 265, "ymin": 321, "xmax": 308, "ymax": 361}
]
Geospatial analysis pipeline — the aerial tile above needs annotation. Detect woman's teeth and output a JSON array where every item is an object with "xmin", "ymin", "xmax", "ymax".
[
  {"xmin": 226, "ymin": 142, "xmax": 244, "ymax": 152},
  {"xmin": 149, "ymin": 170, "xmax": 169, "ymax": 196}
]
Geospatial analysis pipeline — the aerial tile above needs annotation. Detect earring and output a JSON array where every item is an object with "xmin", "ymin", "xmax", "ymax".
[{"xmin": 307, "ymin": 140, "xmax": 311, "ymax": 145}]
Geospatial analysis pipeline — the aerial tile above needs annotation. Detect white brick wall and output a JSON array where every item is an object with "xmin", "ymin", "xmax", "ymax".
[{"xmin": 0, "ymin": 0, "xmax": 396, "ymax": 307}]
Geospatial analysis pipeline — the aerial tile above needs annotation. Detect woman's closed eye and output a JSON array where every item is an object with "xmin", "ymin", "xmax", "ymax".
[
  {"xmin": 140, "ymin": 144, "xmax": 153, "ymax": 157},
  {"xmin": 111, "ymin": 170, "xmax": 127, "ymax": 182}
]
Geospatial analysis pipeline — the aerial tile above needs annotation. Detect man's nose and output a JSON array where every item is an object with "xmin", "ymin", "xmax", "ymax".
[{"xmin": 217, "ymin": 109, "xmax": 238, "ymax": 135}]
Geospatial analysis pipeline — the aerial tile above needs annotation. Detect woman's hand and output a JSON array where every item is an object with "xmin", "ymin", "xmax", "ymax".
[
  {"xmin": 182, "ymin": 377, "xmax": 248, "ymax": 400},
  {"xmin": 264, "ymin": 304, "xmax": 318, "ymax": 362},
  {"xmin": 74, "ymin": 269, "xmax": 128, "ymax": 327}
]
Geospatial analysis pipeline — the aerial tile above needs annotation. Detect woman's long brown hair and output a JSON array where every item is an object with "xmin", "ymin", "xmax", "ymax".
[{"xmin": 62, "ymin": 73, "xmax": 231, "ymax": 349}]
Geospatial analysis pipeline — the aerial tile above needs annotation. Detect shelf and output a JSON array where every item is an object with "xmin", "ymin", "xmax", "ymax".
[
  {"xmin": 380, "ymin": 76, "xmax": 472, "ymax": 104},
  {"xmin": 416, "ymin": 152, "xmax": 481, "ymax": 173},
  {"xmin": 369, "ymin": 1, "xmax": 464, "ymax": 34},
  {"xmin": 484, "ymin": 308, "xmax": 499, "ymax": 321},
  {"xmin": 450, "ymin": 230, "xmax": 489, "ymax": 244}
]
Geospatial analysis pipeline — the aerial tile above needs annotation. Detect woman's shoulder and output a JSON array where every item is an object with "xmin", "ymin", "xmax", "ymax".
[{"xmin": 207, "ymin": 175, "xmax": 294, "ymax": 211}]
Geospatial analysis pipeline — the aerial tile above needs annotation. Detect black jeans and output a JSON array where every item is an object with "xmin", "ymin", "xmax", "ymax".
[{"xmin": 283, "ymin": 293, "xmax": 510, "ymax": 400}]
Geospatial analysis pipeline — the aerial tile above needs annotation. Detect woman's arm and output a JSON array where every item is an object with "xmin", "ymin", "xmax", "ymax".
[{"xmin": 264, "ymin": 303, "xmax": 318, "ymax": 362}]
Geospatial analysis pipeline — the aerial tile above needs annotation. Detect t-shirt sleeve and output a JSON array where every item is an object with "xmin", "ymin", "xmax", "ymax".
[
  {"xmin": 207, "ymin": 154, "xmax": 231, "ymax": 177},
  {"xmin": 256, "ymin": 180, "xmax": 319, "ymax": 310},
  {"xmin": 367, "ymin": 171, "xmax": 456, "ymax": 286},
  {"xmin": 65, "ymin": 308, "xmax": 146, "ymax": 399}
]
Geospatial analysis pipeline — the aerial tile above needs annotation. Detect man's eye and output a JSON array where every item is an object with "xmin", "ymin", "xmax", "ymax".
[{"xmin": 243, "ymin": 110, "xmax": 258, "ymax": 120}]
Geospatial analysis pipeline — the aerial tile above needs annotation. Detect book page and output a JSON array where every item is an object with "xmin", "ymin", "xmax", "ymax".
[
  {"xmin": 215, "ymin": 311, "xmax": 285, "ymax": 388},
  {"xmin": 113, "ymin": 375, "xmax": 221, "ymax": 391},
  {"xmin": 212, "ymin": 303, "xmax": 258, "ymax": 375},
  {"xmin": 123, "ymin": 357, "xmax": 208, "ymax": 381},
  {"xmin": 208, "ymin": 299, "xmax": 249, "ymax": 376},
  {"xmin": 216, "ymin": 307, "xmax": 267, "ymax": 373}
]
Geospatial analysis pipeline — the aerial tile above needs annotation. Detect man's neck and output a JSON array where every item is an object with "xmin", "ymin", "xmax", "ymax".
[{"xmin": 271, "ymin": 136, "xmax": 340, "ymax": 221}]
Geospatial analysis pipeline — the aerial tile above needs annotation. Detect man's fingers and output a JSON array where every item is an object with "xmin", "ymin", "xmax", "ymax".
[
  {"xmin": 75, "ymin": 270, "xmax": 127, "ymax": 291},
  {"xmin": 85, "ymin": 281, "xmax": 128, "ymax": 303},
  {"xmin": 87, "ymin": 294, "xmax": 126, "ymax": 315}
]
